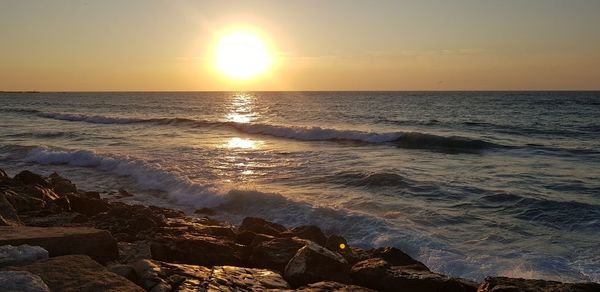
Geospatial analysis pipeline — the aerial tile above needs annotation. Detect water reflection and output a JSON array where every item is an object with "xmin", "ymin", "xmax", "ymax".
[
  {"xmin": 226, "ymin": 93, "xmax": 256, "ymax": 124},
  {"xmin": 225, "ymin": 137, "xmax": 261, "ymax": 149}
]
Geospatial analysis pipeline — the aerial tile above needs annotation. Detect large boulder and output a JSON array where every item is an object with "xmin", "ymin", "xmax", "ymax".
[
  {"xmin": 249, "ymin": 237, "xmax": 308, "ymax": 272},
  {"xmin": 477, "ymin": 276, "xmax": 600, "ymax": 292},
  {"xmin": 350, "ymin": 258, "xmax": 476, "ymax": 292},
  {"xmin": 132, "ymin": 259, "xmax": 212, "ymax": 291},
  {"xmin": 5, "ymin": 255, "xmax": 143, "ymax": 291},
  {"xmin": 284, "ymin": 242, "xmax": 350, "ymax": 287},
  {"xmin": 296, "ymin": 281, "xmax": 376, "ymax": 291},
  {"xmin": 238, "ymin": 217, "xmax": 287, "ymax": 236},
  {"xmin": 48, "ymin": 172, "xmax": 77, "ymax": 196},
  {"xmin": 13, "ymin": 171, "xmax": 50, "ymax": 188},
  {"xmin": 0, "ymin": 245, "xmax": 49, "ymax": 268},
  {"xmin": 0, "ymin": 271, "xmax": 50, "ymax": 292},
  {"xmin": 1, "ymin": 190, "xmax": 46, "ymax": 212},
  {"xmin": 371, "ymin": 247, "xmax": 429, "ymax": 271},
  {"xmin": 0, "ymin": 226, "xmax": 118, "ymax": 264},
  {"xmin": 151, "ymin": 234, "xmax": 244, "ymax": 266},
  {"xmin": 0, "ymin": 192, "xmax": 21, "ymax": 226},
  {"xmin": 280, "ymin": 225, "xmax": 328, "ymax": 246},
  {"xmin": 67, "ymin": 193, "xmax": 109, "ymax": 216}
]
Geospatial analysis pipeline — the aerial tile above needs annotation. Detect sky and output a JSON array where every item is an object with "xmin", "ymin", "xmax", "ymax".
[{"xmin": 1, "ymin": 0, "xmax": 599, "ymax": 91}]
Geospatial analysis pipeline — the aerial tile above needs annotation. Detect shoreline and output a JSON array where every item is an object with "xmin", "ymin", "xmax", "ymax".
[{"xmin": 1, "ymin": 168, "xmax": 599, "ymax": 291}]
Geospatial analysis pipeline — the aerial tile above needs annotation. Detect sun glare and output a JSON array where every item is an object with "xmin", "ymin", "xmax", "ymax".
[{"xmin": 214, "ymin": 31, "xmax": 273, "ymax": 80}]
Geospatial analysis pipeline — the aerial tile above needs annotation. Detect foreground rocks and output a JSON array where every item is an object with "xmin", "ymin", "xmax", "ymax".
[
  {"xmin": 0, "ymin": 226, "xmax": 118, "ymax": 264},
  {"xmin": 1, "ymin": 168, "xmax": 599, "ymax": 291}
]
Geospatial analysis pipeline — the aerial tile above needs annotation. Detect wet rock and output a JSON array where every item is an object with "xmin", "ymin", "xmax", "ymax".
[
  {"xmin": 67, "ymin": 193, "xmax": 109, "ymax": 216},
  {"xmin": 0, "ymin": 245, "xmax": 49, "ymax": 268},
  {"xmin": 281, "ymin": 225, "xmax": 327, "ymax": 246},
  {"xmin": 249, "ymin": 237, "xmax": 308, "ymax": 272},
  {"xmin": 0, "ymin": 191, "xmax": 21, "ymax": 226},
  {"xmin": 0, "ymin": 271, "xmax": 50, "ymax": 292},
  {"xmin": 13, "ymin": 171, "xmax": 50, "ymax": 188},
  {"xmin": 48, "ymin": 172, "xmax": 77, "ymax": 196},
  {"xmin": 151, "ymin": 234, "xmax": 244, "ymax": 266},
  {"xmin": 194, "ymin": 207, "xmax": 216, "ymax": 216},
  {"xmin": 148, "ymin": 205, "xmax": 185, "ymax": 218},
  {"xmin": 284, "ymin": 242, "xmax": 350, "ymax": 287},
  {"xmin": 209, "ymin": 265, "xmax": 290, "ymax": 290},
  {"xmin": 6, "ymin": 255, "xmax": 144, "ymax": 291},
  {"xmin": 117, "ymin": 188, "xmax": 133, "ymax": 197},
  {"xmin": 477, "ymin": 276, "xmax": 600, "ymax": 292},
  {"xmin": 371, "ymin": 247, "xmax": 429, "ymax": 271},
  {"xmin": 239, "ymin": 216, "xmax": 287, "ymax": 236},
  {"xmin": 350, "ymin": 258, "xmax": 476, "ymax": 292},
  {"xmin": 296, "ymin": 281, "xmax": 376, "ymax": 291},
  {"xmin": 0, "ymin": 226, "xmax": 118, "ymax": 264},
  {"xmin": 3, "ymin": 189, "xmax": 46, "ymax": 212}
]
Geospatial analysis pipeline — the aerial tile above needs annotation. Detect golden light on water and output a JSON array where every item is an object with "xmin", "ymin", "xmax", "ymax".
[
  {"xmin": 226, "ymin": 93, "xmax": 256, "ymax": 123},
  {"xmin": 225, "ymin": 137, "xmax": 259, "ymax": 149},
  {"xmin": 214, "ymin": 30, "xmax": 274, "ymax": 80}
]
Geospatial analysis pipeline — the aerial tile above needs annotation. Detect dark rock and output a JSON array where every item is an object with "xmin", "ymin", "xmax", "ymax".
[
  {"xmin": 67, "ymin": 193, "xmax": 109, "ymax": 216},
  {"xmin": 51, "ymin": 196, "xmax": 70, "ymax": 211},
  {"xmin": 372, "ymin": 247, "xmax": 429, "ymax": 271},
  {"xmin": 194, "ymin": 207, "xmax": 216, "ymax": 216},
  {"xmin": 151, "ymin": 234, "xmax": 244, "ymax": 266},
  {"xmin": 325, "ymin": 234, "xmax": 350, "ymax": 254},
  {"xmin": 117, "ymin": 241, "xmax": 152, "ymax": 264},
  {"xmin": 478, "ymin": 276, "xmax": 600, "ymax": 292},
  {"xmin": 148, "ymin": 205, "xmax": 185, "ymax": 218},
  {"xmin": 71, "ymin": 214, "xmax": 88, "ymax": 223},
  {"xmin": 6, "ymin": 255, "xmax": 143, "ymax": 291},
  {"xmin": 0, "ymin": 245, "xmax": 49, "ymax": 268},
  {"xmin": 296, "ymin": 281, "xmax": 376, "ymax": 291},
  {"xmin": 0, "ymin": 271, "xmax": 50, "ymax": 292},
  {"xmin": 3, "ymin": 190, "xmax": 46, "ymax": 212},
  {"xmin": 249, "ymin": 237, "xmax": 308, "ymax": 272},
  {"xmin": 281, "ymin": 225, "xmax": 327, "ymax": 246},
  {"xmin": 83, "ymin": 191, "xmax": 101, "ymax": 199},
  {"xmin": 236, "ymin": 230, "xmax": 262, "ymax": 246},
  {"xmin": 350, "ymin": 258, "xmax": 477, "ymax": 292},
  {"xmin": 0, "ymin": 226, "xmax": 118, "ymax": 264},
  {"xmin": 0, "ymin": 192, "xmax": 21, "ymax": 226},
  {"xmin": 0, "ymin": 168, "xmax": 8, "ymax": 180},
  {"xmin": 13, "ymin": 171, "xmax": 50, "ymax": 188},
  {"xmin": 117, "ymin": 188, "xmax": 133, "ymax": 197},
  {"xmin": 209, "ymin": 265, "xmax": 291, "ymax": 290},
  {"xmin": 48, "ymin": 172, "xmax": 77, "ymax": 196},
  {"xmin": 284, "ymin": 242, "xmax": 350, "ymax": 287},
  {"xmin": 239, "ymin": 217, "xmax": 287, "ymax": 236},
  {"xmin": 23, "ymin": 185, "xmax": 60, "ymax": 202}
]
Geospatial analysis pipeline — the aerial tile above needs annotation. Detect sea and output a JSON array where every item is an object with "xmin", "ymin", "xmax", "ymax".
[{"xmin": 1, "ymin": 91, "xmax": 599, "ymax": 282}]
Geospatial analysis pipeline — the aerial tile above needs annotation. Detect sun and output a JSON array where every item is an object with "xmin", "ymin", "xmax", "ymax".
[{"xmin": 214, "ymin": 31, "xmax": 273, "ymax": 80}]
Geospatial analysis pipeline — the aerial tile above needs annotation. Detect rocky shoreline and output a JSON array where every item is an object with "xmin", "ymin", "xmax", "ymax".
[{"xmin": 1, "ymin": 168, "xmax": 598, "ymax": 291}]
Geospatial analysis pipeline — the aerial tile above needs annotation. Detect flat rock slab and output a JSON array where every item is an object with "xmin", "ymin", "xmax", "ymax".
[
  {"xmin": 210, "ymin": 266, "xmax": 291, "ymax": 290},
  {"xmin": 0, "ymin": 226, "xmax": 118, "ymax": 264},
  {"xmin": 5, "ymin": 255, "xmax": 143, "ymax": 292},
  {"xmin": 478, "ymin": 276, "xmax": 600, "ymax": 292}
]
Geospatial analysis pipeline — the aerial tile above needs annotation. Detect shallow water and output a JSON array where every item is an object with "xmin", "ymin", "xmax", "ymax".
[{"xmin": 1, "ymin": 91, "xmax": 599, "ymax": 282}]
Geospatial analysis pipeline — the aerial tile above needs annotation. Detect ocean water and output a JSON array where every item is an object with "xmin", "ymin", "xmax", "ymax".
[{"xmin": 1, "ymin": 91, "xmax": 599, "ymax": 282}]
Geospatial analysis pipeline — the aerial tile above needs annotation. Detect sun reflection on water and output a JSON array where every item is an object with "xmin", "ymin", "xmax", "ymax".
[
  {"xmin": 226, "ymin": 93, "xmax": 256, "ymax": 124},
  {"xmin": 225, "ymin": 137, "xmax": 260, "ymax": 149}
]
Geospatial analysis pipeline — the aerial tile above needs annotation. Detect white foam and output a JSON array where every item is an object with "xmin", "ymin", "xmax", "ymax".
[{"xmin": 24, "ymin": 147, "xmax": 223, "ymax": 207}]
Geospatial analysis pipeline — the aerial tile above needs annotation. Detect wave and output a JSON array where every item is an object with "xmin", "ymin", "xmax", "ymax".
[{"xmin": 14, "ymin": 109, "xmax": 501, "ymax": 152}]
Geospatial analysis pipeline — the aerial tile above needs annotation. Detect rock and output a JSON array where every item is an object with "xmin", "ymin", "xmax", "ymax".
[
  {"xmin": 284, "ymin": 242, "xmax": 350, "ymax": 287},
  {"xmin": 239, "ymin": 217, "xmax": 287, "ymax": 236},
  {"xmin": 108, "ymin": 264, "xmax": 138, "ymax": 283},
  {"xmin": 0, "ymin": 226, "xmax": 118, "ymax": 264},
  {"xmin": 296, "ymin": 281, "xmax": 376, "ymax": 291},
  {"xmin": 132, "ymin": 259, "xmax": 212, "ymax": 291},
  {"xmin": 477, "ymin": 276, "xmax": 600, "ymax": 292},
  {"xmin": 249, "ymin": 237, "xmax": 308, "ymax": 272},
  {"xmin": 281, "ymin": 225, "xmax": 327, "ymax": 246},
  {"xmin": 325, "ymin": 234, "xmax": 349, "ymax": 254},
  {"xmin": 209, "ymin": 266, "xmax": 291, "ymax": 290},
  {"xmin": 118, "ymin": 188, "xmax": 133, "ymax": 197},
  {"xmin": 6, "ymin": 255, "xmax": 144, "ymax": 291},
  {"xmin": 13, "ymin": 171, "xmax": 50, "ymax": 188},
  {"xmin": 83, "ymin": 191, "xmax": 101, "ymax": 199},
  {"xmin": 0, "ymin": 192, "xmax": 21, "ymax": 226},
  {"xmin": 117, "ymin": 241, "xmax": 152, "ymax": 263},
  {"xmin": 371, "ymin": 247, "xmax": 429, "ymax": 271},
  {"xmin": 350, "ymin": 258, "xmax": 477, "ymax": 292},
  {"xmin": 151, "ymin": 234, "xmax": 244, "ymax": 266},
  {"xmin": 0, "ymin": 245, "xmax": 49, "ymax": 268},
  {"xmin": 48, "ymin": 172, "xmax": 77, "ymax": 196},
  {"xmin": 67, "ymin": 193, "xmax": 109, "ymax": 216},
  {"xmin": 2, "ymin": 189, "xmax": 46, "ymax": 212},
  {"xmin": 0, "ymin": 271, "xmax": 50, "ymax": 292},
  {"xmin": 0, "ymin": 168, "xmax": 8, "ymax": 180},
  {"xmin": 194, "ymin": 207, "xmax": 216, "ymax": 216}
]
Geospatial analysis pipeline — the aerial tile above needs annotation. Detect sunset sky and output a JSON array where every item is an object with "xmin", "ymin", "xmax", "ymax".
[{"xmin": 1, "ymin": 0, "xmax": 599, "ymax": 91}]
